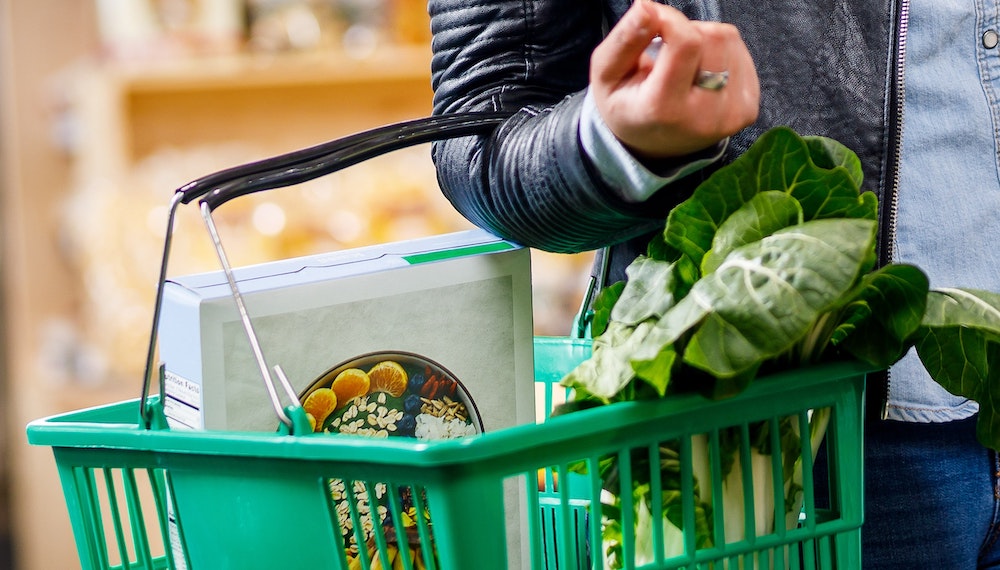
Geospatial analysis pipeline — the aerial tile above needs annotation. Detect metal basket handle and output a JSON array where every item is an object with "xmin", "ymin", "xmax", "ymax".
[{"xmin": 140, "ymin": 112, "xmax": 509, "ymax": 430}]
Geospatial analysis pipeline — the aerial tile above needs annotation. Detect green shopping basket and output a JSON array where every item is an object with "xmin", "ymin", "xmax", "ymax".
[
  {"xmin": 27, "ymin": 341, "xmax": 866, "ymax": 570},
  {"xmin": 26, "ymin": 115, "xmax": 868, "ymax": 569}
]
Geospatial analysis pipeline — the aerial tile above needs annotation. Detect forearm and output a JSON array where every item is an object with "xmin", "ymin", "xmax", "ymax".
[
  {"xmin": 432, "ymin": 93, "xmax": 669, "ymax": 253},
  {"xmin": 429, "ymin": 0, "xmax": 674, "ymax": 252}
]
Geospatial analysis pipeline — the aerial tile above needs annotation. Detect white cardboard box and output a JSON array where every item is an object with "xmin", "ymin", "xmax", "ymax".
[
  {"xmin": 158, "ymin": 228, "xmax": 536, "ymax": 568},
  {"xmin": 157, "ymin": 228, "xmax": 534, "ymax": 434}
]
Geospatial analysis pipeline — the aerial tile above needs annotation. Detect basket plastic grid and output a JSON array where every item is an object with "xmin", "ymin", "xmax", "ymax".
[{"xmin": 28, "ymin": 337, "xmax": 866, "ymax": 570}]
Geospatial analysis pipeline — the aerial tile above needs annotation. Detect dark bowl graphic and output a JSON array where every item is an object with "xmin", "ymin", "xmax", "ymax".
[{"xmin": 297, "ymin": 350, "xmax": 484, "ymax": 438}]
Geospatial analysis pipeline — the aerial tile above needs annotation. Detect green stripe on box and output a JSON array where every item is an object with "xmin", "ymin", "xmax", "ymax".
[{"xmin": 402, "ymin": 242, "xmax": 515, "ymax": 264}]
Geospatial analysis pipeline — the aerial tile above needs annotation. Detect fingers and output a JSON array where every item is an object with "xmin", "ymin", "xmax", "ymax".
[
  {"xmin": 590, "ymin": 0, "xmax": 661, "ymax": 85},
  {"xmin": 596, "ymin": 3, "xmax": 747, "ymax": 99},
  {"xmin": 683, "ymin": 22, "xmax": 760, "ymax": 132},
  {"xmin": 664, "ymin": 32, "xmax": 758, "ymax": 147},
  {"xmin": 590, "ymin": 2, "xmax": 760, "ymax": 158},
  {"xmin": 640, "ymin": 15, "xmax": 758, "ymax": 130},
  {"xmin": 642, "ymin": 5, "xmax": 706, "ymax": 98},
  {"xmin": 645, "ymin": 17, "xmax": 741, "ymax": 98},
  {"xmin": 687, "ymin": 24, "xmax": 732, "ymax": 91}
]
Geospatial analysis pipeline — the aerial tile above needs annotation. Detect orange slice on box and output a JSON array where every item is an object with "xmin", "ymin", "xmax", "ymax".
[
  {"xmin": 368, "ymin": 361, "xmax": 408, "ymax": 397},
  {"xmin": 331, "ymin": 368, "xmax": 371, "ymax": 406},
  {"xmin": 302, "ymin": 388, "xmax": 337, "ymax": 431}
]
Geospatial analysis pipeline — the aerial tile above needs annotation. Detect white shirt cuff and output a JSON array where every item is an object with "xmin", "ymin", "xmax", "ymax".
[{"xmin": 579, "ymin": 89, "xmax": 727, "ymax": 202}]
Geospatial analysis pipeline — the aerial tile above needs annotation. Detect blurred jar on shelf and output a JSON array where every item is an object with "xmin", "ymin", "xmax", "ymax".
[
  {"xmin": 94, "ymin": 0, "xmax": 247, "ymax": 61},
  {"xmin": 247, "ymin": 0, "xmax": 344, "ymax": 53},
  {"xmin": 93, "ymin": 0, "xmax": 431, "ymax": 62},
  {"xmin": 244, "ymin": 0, "xmax": 428, "ymax": 56}
]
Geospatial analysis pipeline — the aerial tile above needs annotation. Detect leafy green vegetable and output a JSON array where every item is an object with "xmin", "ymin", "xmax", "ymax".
[
  {"xmin": 914, "ymin": 288, "xmax": 1000, "ymax": 447},
  {"xmin": 557, "ymin": 125, "xmax": 1000, "ymax": 566},
  {"xmin": 590, "ymin": 281, "xmax": 624, "ymax": 337},
  {"xmin": 662, "ymin": 127, "xmax": 875, "ymax": 274},
  {"xmin": 834, "ymin": 264, "xmax": 928, "ymax": 368},
  {"xmin": 561, "ymin": 127, "xmax": 910, "ymax": 403}
]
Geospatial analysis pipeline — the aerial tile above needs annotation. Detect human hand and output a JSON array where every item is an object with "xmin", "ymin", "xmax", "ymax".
[{"xmin": 589, "ymin": 0, "xmax": 760, "ymax": 160}]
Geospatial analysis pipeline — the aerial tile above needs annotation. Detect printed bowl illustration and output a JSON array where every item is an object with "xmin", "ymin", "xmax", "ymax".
[
  {"xmin": 298, "ymin": 351, "xmax": 484, "ymax": 439},
  {"xmin": 299, "ymin": 352, "xmax": 484, "ymax": 563}
]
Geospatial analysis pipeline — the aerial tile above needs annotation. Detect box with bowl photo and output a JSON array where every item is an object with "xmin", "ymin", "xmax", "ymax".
[{"xmin": 157, "ymin": 227, "xmax": 535, "ymax": 567}]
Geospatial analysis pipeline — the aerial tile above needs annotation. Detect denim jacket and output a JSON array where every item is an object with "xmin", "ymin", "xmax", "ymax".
[
  {"xmin": 881, "ymin": 0, "xmax": 1000, "ymax": 423},
  {"xmin": 428, "ymin": 0, "xmax": 915, "ymax": 416}
]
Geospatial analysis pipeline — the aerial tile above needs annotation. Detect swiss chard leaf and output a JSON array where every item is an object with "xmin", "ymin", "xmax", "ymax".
[
  {"xmin": 561, "ymin": 126, "xmax": 956, "ymax": 429},
  {"xmin": 803, "ymin": 135, "xmax": 864, "ymax": 187},
  {"xmin": 915, "ymin": 288, "xmax": 1000, "ymax": 449},
  {"xmin": 663, "ymin": 127, "xmax": 873, "ymax": 270},
  {"xmin": 638, "ymin": 218, "xmax": 877, "ymax": 380},
  {"xmin": 592, "ymin": 217, "xmax": 876, "ymax": 402},
  {"xmin": 646, "ymin": 231, "xmax": 680, "ymax": 262},
  {"xmin": 561, "ymin": 321, "xmax": 657, "ymax": 401},
  {"xmin": 591, "ymin": 281, "xmax": 625, "ymax": 337},
  {"xmin": 834, "ymin": 264, "xmax": 929, "ymax": 368},
  {"xmin": 561, "ymin": 128, "xmax": 887, "ymax": 403},
  {"xmin": 701, "ymin": 191, "xmax": 803, "ymax": 275},
  {"xmin": 631, "ymin": 343, "xmax": 678, "ymax": 397},
  {"xmin": 611, "ymin": 256, "xmax": 682, "ymax": 325}
]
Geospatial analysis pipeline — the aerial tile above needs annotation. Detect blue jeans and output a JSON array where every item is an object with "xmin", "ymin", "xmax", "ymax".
[{"xmin": 862, "ymin": 415, "xmax": 1000, "ymax": 568}]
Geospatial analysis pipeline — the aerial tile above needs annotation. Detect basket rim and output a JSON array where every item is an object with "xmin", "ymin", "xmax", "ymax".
[{"xmin": 26, "ymin": 359, "xmax": 873, "ymax": 475}]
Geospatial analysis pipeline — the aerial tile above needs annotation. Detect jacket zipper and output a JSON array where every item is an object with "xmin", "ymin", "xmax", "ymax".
[{"xmin": 877, "ymin": 0, "xmax": 910, "ymax": 420}]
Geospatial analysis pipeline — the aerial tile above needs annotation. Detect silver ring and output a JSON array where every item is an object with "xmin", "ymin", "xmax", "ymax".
[{"xmin": 695, "ymin": 70, "xmax": 730, "ymax": 90}]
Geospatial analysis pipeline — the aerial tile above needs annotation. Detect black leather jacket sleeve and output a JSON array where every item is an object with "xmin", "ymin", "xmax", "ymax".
[
  {"xmin": 428, "ymin": 0, "xmax": 673, "ymax": 254},
  {"xmin": 428, "ymin": 0, "xmax": 898, "ymax": 260}
]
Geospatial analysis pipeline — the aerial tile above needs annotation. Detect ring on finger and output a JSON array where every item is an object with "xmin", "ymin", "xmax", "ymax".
[{"xmin": 695, "ymin": 70, "xmax": 729, "ymax": 90}]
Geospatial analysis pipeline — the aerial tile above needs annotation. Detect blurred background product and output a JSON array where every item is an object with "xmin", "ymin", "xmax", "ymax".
[{"xmin": 0, "ymin": 1, "xmax": 592, "ymax": 568}]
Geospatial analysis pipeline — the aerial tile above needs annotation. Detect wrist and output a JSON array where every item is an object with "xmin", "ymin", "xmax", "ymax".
[
  {"xmin": 580, "ymin": 90, "xmax": 727, "ymax": 201},
  {"xmin": 632, "ymin": 140, "xmax": 729, "ymax": 177}
]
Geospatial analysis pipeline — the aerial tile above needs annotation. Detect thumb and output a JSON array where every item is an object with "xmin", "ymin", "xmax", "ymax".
[{"xmin": 591, "ymin": 0, "xmax": 660, "ymax": 84}]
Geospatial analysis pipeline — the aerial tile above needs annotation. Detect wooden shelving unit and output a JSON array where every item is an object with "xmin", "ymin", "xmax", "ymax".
[{"xmin": 74, "ymin": 45, "xmax": 435, "ymax": 180}]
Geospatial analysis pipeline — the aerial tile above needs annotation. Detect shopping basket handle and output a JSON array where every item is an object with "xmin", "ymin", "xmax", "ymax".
[
  {"xmin": 184, "ymin": 112, "xmax": 509, "ymax": 210},
  {"xmin": 172, "ymin": 126, "xmax": 394, "ymax": 204}
]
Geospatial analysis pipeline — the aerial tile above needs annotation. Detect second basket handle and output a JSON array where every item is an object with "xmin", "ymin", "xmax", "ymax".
[
  {"xmin": 170, "ymin": 112, "xmax": 508, "ymax": 206},
  {"xmin": 197, "ymin": 112, "xmax": 510, "ymax": 211}
]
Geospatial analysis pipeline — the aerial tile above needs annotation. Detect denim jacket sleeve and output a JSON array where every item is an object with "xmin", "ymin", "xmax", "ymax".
[{"xmin": 428, "ymin": 0, "xmax": 681, "ymax": 254}]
